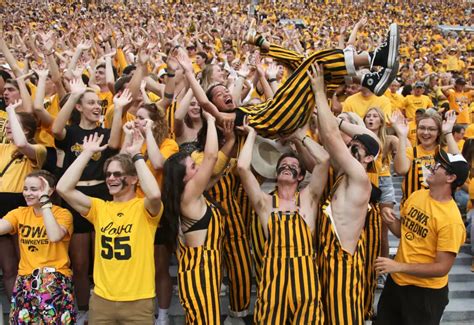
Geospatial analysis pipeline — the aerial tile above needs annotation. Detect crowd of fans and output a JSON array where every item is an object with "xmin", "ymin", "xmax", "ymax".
[{"xmin": 0, "ymin": 0, "xmax": 473, "ymax": 324}]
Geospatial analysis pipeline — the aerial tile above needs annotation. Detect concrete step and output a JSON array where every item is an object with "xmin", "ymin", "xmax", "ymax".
[{"xmin": 442, "ymin": 298, "xmax": 474, "ymax": 322}]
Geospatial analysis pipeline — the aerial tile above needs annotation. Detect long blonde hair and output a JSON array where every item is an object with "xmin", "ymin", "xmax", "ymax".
[{"xmin": 364, "ymin": 107, "xmax": 389, "ymax": 166}]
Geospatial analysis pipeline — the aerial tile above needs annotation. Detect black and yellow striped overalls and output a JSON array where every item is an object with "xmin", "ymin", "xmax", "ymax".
[
  {"xmin": 254, "ymin": 192, "xmax": 324, "ymax": 324},
  {"xmin": 363, "ymin": 202, "xmax": 382, "ymax": 320},
  {"xmin": 237, "ymin": 45, "xmax": 347, "ymax": 139},
  {"xmin": 177, "ymin": 201, "xmax": 224, "ymax": 325},
  {"xmin": 401, "ymin": 146, "xmax": 434, "ymax": 206},
  {"xmin": 317, "ymin": 175, "xmax": 366, "ymax": 325},
  {"xmin": 207, "ymin": 161, "xmax": 252, "ymax": 315}
]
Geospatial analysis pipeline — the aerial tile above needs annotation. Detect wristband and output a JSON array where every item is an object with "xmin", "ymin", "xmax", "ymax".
[
  {"xmin": 167, "ymin": 72, "xmax": 175, "ymax": 78},
  {"xmin": 268, "ymin": 78, "xmax": 277, "ymax": 83},
  {"xmin": 41, "ymin": 202, "xmax": 53, "ymax": 209},
  {"xmin": 338, "ymin": 119, "xmax": 344, "ymax": 129},
  {"xmin": 443, "ymin": 132, "xmax": 452, "ymax": 136},
  {"xmin": 132, "ymin": 153, "xmax": 145, "ymax": 162},
  {"xmin": 164, "ymin": 92, "xmax": 174, "ymax": 99},
  {"xmin": 39, "ymin": 194, "xmax": 50, "ymax": 201},
  {"xmin": 256, "ymin": 35, "xmax": 265, "ymax": 47}
]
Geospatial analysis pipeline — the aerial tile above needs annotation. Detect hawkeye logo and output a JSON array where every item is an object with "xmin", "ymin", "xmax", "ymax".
[
  {"xmin": 117, "ymin": 213, "xmax": 124, "ymax": 218},
  {"xmin": 28, "ymin": 246, "xmax": 39, "ymax": 252}
]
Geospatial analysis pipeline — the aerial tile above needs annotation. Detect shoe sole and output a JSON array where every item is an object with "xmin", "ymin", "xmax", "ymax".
[
  {"xmin": 387, "ymin": 23, "xmax": 399, "ymax": 70},
  {"xmin": 374, "ymin": 59, "xmax": 399, "ymax": 96}
]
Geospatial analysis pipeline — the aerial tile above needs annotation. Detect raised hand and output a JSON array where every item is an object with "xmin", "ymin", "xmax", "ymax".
[
  {"xmin": 442, "ymin": 110, "xmax": 457, "ymax": 134},
  {"xmin": 124, "ymin": 129, "xmax": 145, "ymax": 156},
  {"xmin": 265, "ymin": 62, "xmax": 279, "ymax": 80},
  {"xmin": 69, "ymin": 78, "xmax": 87, "ymax": 96},
  {"xmin": 38, "ymin": 176, "xmax": 51, "ymax": 198},
  {"xmin": 78, "ymin": 40, "xmax": 93, "ymax": 51},
  {"xmin": 33, "ymin": 67, "xmax": 49, "ymax": 79},
  {"xmin": 113, "ymin": 88, "xmax": 133, "ymax": 108},
  {"xmin": 122, "ymin": 121, "xmax": 135, "ymax": 136},
  {"xmin": 82, "ymin": 132, "xmax": 108, "ymax": 154},
  {"xmin": 389, "ymin": 110, "xmax": 409, "ymax": 138},
  {"xmin": 5, "ymin": 99, "xmax": 22, "ymax": 113},
  {"xmin": 236, "ymin": 116, "xmax": 254, "ymax": 135},
  {"xmin": 174, "ymin": 47, "xmax": 193, "ymax": 73},
  {"xmin": 307, "ymin": 63, "xmax": 325, "ymax": 95}
]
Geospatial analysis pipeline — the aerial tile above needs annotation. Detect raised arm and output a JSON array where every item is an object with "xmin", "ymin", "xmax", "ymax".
[
  {"xmin": 15, "ymin": 73, "xmax": 33, "ymax": 113},
  {"xmin": 309, "ymin": 64, "xmax": 369, "ymax": 188},
  {"xmin": 175, "ymin": 49, "xmax": 219, "ymax": 115},
  {"xmin": 37, "ymin": 177, "xmax": 68, "ymax": 242},
  {"xmin": 52, "ymin": 79, "xmax": 87, "ymax": 140},
  {"xmin": 109, "ymin": 88, "xmax": 132, "ymax": 150},
  {"xmin": 182, "ymin": 112, "xmax": 218, "ymax": 202},
  {"xmin": 104, "ymin": 51, "xmax": 117, "ymax": 94},
  {"xmin": 56, "ymin": 133, "xmax": 107, "ymax": 216},
  {"xmin": 33, "ymin": 68, "xmax": 55, "ymax": 128},
  {"xmin": 6, "ymin": 100, "xmax": 38, "ymax": 161},
  {"xmin": 391, "ymin": 110, "xmax": 411, "ymax": 175},
  {"xmin": 0, "ymin": 31, "xmax": 22, "ymax": 77},
  {"xmin": 40, "ymin": 35, "xmax": 66, "ymax": 99},
  {"xmin": 123, "ymin": 130, "xmax": 162, "ymax": 216},
  {"xmin": 443, "ymin": 110, "xmax": 460, "ymax": 154},
  {"xmin": 156, "ymin": 55, "xmax": 178, "ymax": 111},
  {"xmin": 236, "ymin": 123, "xmax": 268, "ymax": 215},
  {"xmin": 296, "ymin": 132, "xmax": 330, "ymax": 201},
  {"xmin": 174, "ymin": 88, "xmax": 194, "ymax": 138},
  {"xmin": 143, "ymin": 118, "xmax": 165, "ymax": 171}
]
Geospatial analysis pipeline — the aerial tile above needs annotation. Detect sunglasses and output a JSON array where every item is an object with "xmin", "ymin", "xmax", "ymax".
[
  {"xmin": 105, "ymin": 171, "xmax": 126, "ymax": 178},
  {"xmin": 31, "ymin": 268, "xmax": 41, "ymax": 290}
]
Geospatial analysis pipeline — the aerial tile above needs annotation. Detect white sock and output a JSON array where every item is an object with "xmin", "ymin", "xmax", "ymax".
[{"xmin": 158, "ymin": 308, "xmax": 169, "ymax": 320}]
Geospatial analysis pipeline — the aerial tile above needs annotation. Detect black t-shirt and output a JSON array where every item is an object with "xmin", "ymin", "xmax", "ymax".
[{"xmin": 55, "ymin": 125, "xmax": 118, "ymax": 180}]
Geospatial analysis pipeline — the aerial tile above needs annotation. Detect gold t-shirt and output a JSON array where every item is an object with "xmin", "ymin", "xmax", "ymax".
[
  {"xmin": 85, "ymin": 197, "xmax": 162, "ymax": 301},
  {"xmin": 4, "ymin": 206, "xmax": 73, "ymax": 276},
  {"xmin": 392, "ymin": 189, "xmax": 465, "ymax": 289}
]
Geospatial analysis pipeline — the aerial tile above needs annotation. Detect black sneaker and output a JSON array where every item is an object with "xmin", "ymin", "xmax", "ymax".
[
  {"xmin": 362, "ymin": 64, "xmax": 398, "ymax": 96},
  {"xmin": 369, "ymin": 23, "xmax": 399, "ymax": 69}
]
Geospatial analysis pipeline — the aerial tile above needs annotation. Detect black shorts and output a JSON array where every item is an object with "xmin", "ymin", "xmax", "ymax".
[
  {"xmin": 376, "ymin": 275, "xmax": 449, "ymax": 325},
  {"xmin": 61, "ymin": 183, "xmax": 111, "ymax": 234},
  {"xmin": 0, "ymin": 192, "xmax": 26, "ymax": 237}
]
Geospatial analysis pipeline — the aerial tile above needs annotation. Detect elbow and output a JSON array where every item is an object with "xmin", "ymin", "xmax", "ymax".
[
  {"xmin": 47, "ymin": 234, "xmax": 65, "ymax": 243},
  {"xmin": 14, "ymin": 140, "xmax": 29, "ymax": 149},
  {"xmin": 148, "ymin": 190, "xmax": 162, "ymax": 204}
]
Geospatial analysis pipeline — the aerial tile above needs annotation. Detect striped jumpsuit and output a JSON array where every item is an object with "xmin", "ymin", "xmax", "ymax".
[
  {"xmin": 363, "ymin": 202, "xmax": 382, "ymax": 320},
  {"xmin": 237, "ymin": 45, "xmax": 347, "ymax": 139},
  {"xmin": 401, "ymin": 146, "xmax": 434, "ymax": 206},
  {"xmin": 177, "ymin": 201, "xmax": 224, "ymax": 325},
  {"xmin": 317, "ymin": 175, "xmax": 366, "ymax": 325},
  {"xmin": 207, "ymin": 161, "xmax": 252, "ymax": 314},
  {"xmin": 254, "ymin": 192, "xmax": 324, "ymax": 324}
]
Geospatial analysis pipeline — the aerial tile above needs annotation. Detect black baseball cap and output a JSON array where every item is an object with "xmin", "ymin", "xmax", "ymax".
[
  {"xmin": 434, "ymin": 147, "xmax": 469, "ymax": 187},
  {"xmin": 352, "ymin": 134, "xmax": 380, "ymax": 158}
]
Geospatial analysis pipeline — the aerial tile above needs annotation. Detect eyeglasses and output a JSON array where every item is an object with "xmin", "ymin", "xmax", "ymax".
[
  {"xmin": 105, "ymin": 171, "xmax": 125, "ymax": 178},
  {"xmin": 418, "ymin": 126, "xmax": 438, "ymax": 133},
  {"xmin": 31, "ymin": 268, "xmax": 41, "ymax": 290}
]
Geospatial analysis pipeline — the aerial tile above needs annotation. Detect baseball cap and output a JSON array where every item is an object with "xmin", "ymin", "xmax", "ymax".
[
  {"xmin": 352, "ymin": 134, "xmax": 380, "ymax": 158},
  {"xmin": 434, "ymin": 147, "xmax": 469, "ymax": 187},
  {"xmin": 455, "ymin": 77, "xmax": 467, "ymax": 85},
  {"xmin": 414, "ymin": 81, "xmax": 425, "ymax": 88},
  {"xmin": 352, "ymin": 134, "xmax": 380, "ymax": 173}
]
